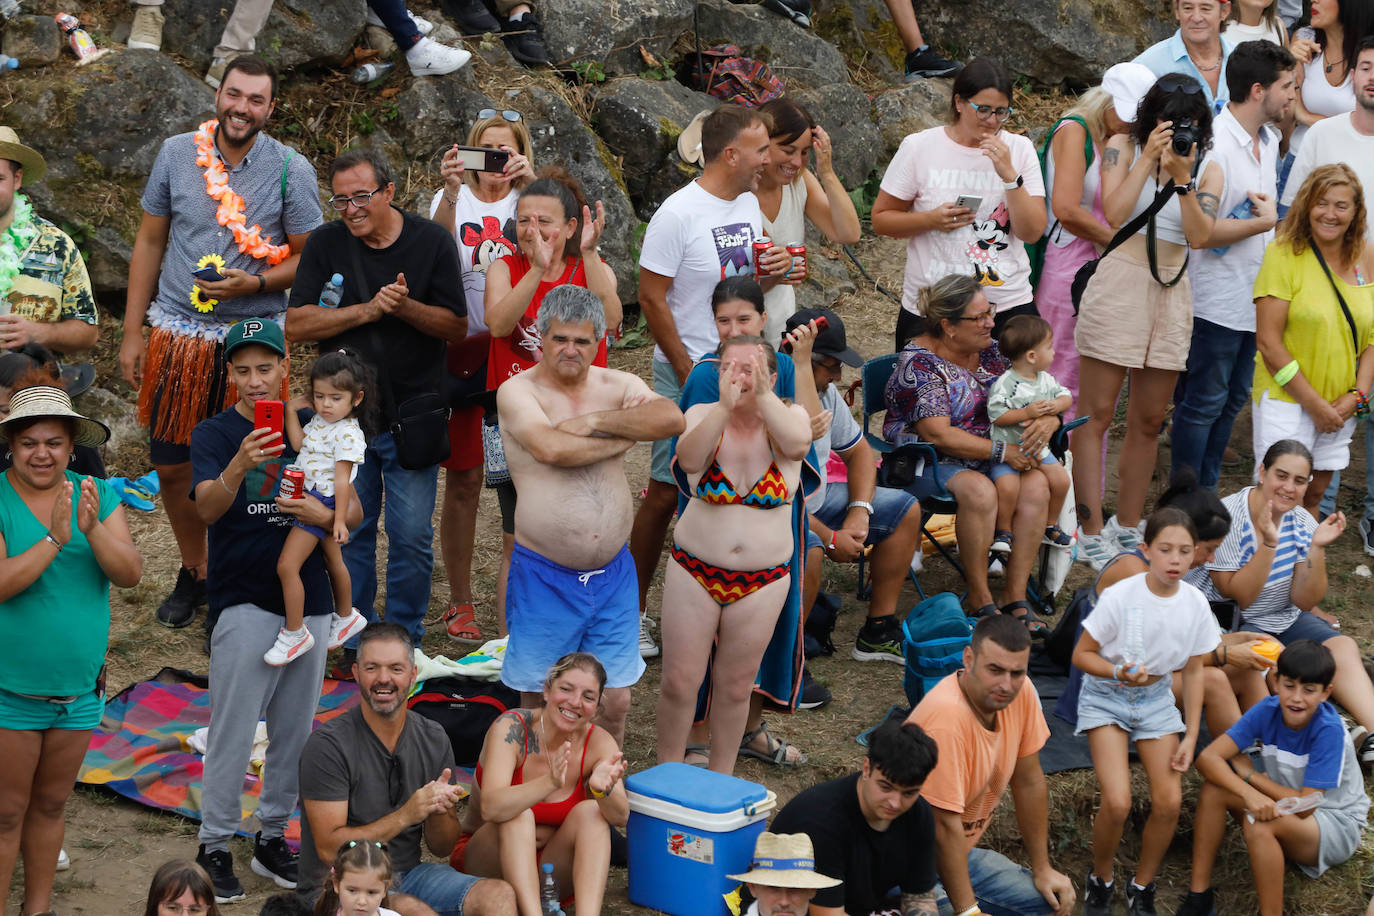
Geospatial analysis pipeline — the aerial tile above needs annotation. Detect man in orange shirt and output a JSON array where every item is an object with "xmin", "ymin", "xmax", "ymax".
[{"xmin": 908, "ymin": 615, "xmax": 1075, "ymax": 916}]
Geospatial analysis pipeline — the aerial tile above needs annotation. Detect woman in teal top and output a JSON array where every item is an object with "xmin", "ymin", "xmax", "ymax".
[{"xmin": 0, "ymin": 384, "xmax": 142, "ymax": 916}]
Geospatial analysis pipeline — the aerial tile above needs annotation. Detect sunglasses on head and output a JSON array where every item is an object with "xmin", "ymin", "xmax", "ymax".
[
  {"xmin": 1157, "ymin": 77, "xmax": 1203, "ymax": 95},
  {"xmin": 478, "ymin": 108, "xmax": 523, "ymax": 123}
]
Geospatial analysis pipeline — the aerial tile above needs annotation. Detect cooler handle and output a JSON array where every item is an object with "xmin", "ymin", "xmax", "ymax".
[{"xmin": 743, "ymin": 790, "xmax": 777, "ymax": 818}]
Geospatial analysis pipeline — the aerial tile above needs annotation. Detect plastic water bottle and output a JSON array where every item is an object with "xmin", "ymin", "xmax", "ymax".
[
  {"xmin": 352, "ymin": 61, "xmax": 394, "ymax": 83},
  {"xmin": 1294, "ymin": 26, "xmax": 1316, "ymax": 43},
  {"xmin": 539, "ymin": 862, "xmax": 560, "ymax": 915},
  {"xmin": 319, "ymin": 273, "xmax": 344, "ymax": 308},
  {"xmin": 0, "ymin": 55, "xmax": 18, "ymax": 72},
  {"xmin": 0, "ymin": 0, "xmax": 21, "ymax": 22}
]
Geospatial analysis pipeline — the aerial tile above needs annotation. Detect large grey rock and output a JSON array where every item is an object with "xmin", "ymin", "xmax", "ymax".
[
  {"xmin": 540, "ymin": 0, "xmax": 694, "ymax": 77},
  {"xmin": 810, "ymin": 0, "xmax": 906, "ymax": 83},
  {"xmin": 873, "ymin": 79, "xmax": 952, "ymax": 157},
  {"xmin": 74, "ymin": 386, "xmax": 141, "ymax": 462},
  {"xmin": 2, "ymin": 14, "xmax": 61, "ymax": 67},
  {"xmin": 791, "ymin": 83, "xmax": 881, "ymax": 188},
  {"xmin": 693, "ymin": 0, "xmax": 850, "ymax": 91},
  {"xmin": 591, "ymin": 78, "xmax": 715, "ymax": 221},
  {"xmin": 149, "ymin": 0, "xmax": 366, "ymax": 71},
  {"xmin": 389, "ymin": 78, "xmax": 495, "ymax": 162}
]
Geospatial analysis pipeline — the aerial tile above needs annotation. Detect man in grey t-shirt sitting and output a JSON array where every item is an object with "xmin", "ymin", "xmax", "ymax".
[{"xmin": 297, "ymin": 622, "xmax": 515, "ymax": 916}]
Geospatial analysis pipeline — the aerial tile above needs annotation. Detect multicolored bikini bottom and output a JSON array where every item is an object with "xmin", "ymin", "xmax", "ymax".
[{"xmin": 670, "ymin": 542, "xmax": 790, "ymax": 606}]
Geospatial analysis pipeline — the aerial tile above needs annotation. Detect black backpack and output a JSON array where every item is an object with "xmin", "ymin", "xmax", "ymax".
[{"xmin": 406, "ymin": 676, "xmax": 520, "ymax": 768}]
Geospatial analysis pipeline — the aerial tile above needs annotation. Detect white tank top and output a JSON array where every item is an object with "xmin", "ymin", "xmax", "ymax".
[{"xmin": 1126, "ymin": 149, "xmax": 1187, "ymax": 246}]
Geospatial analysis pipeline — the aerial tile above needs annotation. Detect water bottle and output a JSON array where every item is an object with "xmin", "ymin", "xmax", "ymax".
[
  {"xmin": 1294, "ymin": 26, "xmax": 1316, "ymax": 43},
  {"xmin": 319, "ymin": 273, "xmax": 344, "ymax": 308},
  {"xmin": 0, "ymin": 55, "xmax": 18, "ymax": 72},
  {"xmin": 352, "ymin": 61, "xmax": 394, "ymax": 83},
  {"xmin": 539, "ymin": 862, "xmax": 560, "ymax": 916},
  {"xmin": 0, "ymin": 0, "xmax": 21, "ymax": 22}
]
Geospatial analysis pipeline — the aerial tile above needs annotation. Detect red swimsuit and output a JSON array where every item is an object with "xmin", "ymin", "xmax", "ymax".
[{"xmin": 474, "ymin": 713, "xmax": 592, "ymax": 827}]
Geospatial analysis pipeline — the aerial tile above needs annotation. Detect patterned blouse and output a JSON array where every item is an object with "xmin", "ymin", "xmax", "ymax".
[{"xmin": 883, "ymin": 341, "xmax": 1010, "ymax": 470}]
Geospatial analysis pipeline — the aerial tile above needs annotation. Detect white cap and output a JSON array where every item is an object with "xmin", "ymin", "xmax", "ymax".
[{"xmin": 1102, "ymin": 62, "xmax": 1157, "ymax": 124}]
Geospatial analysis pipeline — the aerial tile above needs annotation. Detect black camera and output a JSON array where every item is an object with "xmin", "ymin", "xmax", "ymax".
[{"xmin": 1172, "ymin": 117, "xmax": 1200, "ymax": 156}]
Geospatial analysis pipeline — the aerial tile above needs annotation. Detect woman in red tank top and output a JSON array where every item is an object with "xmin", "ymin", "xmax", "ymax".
[{"xmin": 456, "ymin": 653, "xmax": 628, "ymax": 916}]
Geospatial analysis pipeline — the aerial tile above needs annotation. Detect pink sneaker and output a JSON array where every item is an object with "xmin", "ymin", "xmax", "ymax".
[
  {"xmin": 264, "ymin": 627, "xmax": 315, "ymax": 666},
  {"xmin": 327, "ymin": 608, "xmax": 367, "ymax": 649}
]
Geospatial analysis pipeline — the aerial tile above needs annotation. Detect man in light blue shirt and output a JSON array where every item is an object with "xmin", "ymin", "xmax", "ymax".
[{"xmin": 1134, "ymin": 0, "xmax": 1236, "ymax": 113}]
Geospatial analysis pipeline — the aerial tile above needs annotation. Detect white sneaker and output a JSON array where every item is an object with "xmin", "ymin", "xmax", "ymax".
[
  {"xmin": 264, "ymin": 627, "xmax": 316, "ymax": 666},
  {"xmin": 1103, "ymin": 514, "xmax": 1142, "ymax": 551},
  {"xmin": 365, "ymin": 5, "xmax": 435, "ymax": 35},
  {"xmin": 57, "ymin": 848, "xmax": 70, "ymax": 871},
  {"xmin": 405, "ymin": 37, "xmax": 471, "ymax": 76},
  {"xmin": 1075, "ymin": 528, "xmax": 1117, "ymax": 572},
  {"xmin": 127, "ymin": 3, "xmax": 165, "ymax": 50},
  {"xmin": 327, "ymin": 608, "xmax": 367, "ymax": 649},
  {"xmin": 639, "ymin": 614, "xmax": 659, "ymax": 658},
  {"xmin": 205, "ymin": 57, "xmax": 229, "ymax": 88}
]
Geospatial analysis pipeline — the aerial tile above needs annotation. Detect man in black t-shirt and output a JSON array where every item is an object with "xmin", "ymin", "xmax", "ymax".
[
  {"xmin": 189, "ymin": 317, "xmax": 363, "ymax": 903},
  {"xmin": 286, "ymin": 149, "xmax": 467, "ymax": 645},
  {"xmin": 771, "ymin": 720, "xmax": 940, "ymax": 916}
]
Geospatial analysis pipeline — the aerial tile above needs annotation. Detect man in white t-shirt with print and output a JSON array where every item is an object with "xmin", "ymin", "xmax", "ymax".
[{"xmin": 628, "ymin": 104, "xmax": 792, "ymax": 640}]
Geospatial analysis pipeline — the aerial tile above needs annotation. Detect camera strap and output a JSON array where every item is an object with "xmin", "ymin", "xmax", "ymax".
[{"xmin": 1145, "ymin": 174, "xmax": 1188, "ymax": 288}]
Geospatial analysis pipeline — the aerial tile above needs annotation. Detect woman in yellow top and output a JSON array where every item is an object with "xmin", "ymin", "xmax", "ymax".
[{"xmin": 1254, "ymin": 162, "xmax": 1374, "ymax": 513}]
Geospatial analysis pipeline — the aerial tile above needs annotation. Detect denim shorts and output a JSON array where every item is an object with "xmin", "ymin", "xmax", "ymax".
[
  {"xmin": 1075, "ymin": 672, "xmax": 1182, "ymax": 740},
  {"xmin": 1269, "ymin": 610, "xmax": 1342, "ymax": 646},
  {"xmin": 650, "ymin": 359, "xmax": 683, "ymax": 484},
  {"xmin": 805, "ymin": 481, "xmax": 918, "ymax": 551},
  {"xmin": 0, "ymin": 685, "xmax": 105, "ymax": 731},
  {"xmin": 988, "ymin": 452, "xmax": 1059, "ymax": 481}
]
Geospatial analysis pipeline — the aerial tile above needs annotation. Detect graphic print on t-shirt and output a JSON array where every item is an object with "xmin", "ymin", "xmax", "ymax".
[
  {"xmin": 244, "ymin": 457, "xmax": 293, "ymax": 527},
  {"xmin": 966, "ymin": 202, "xmax": 1010, "ymax": 287},
  {"xmin": 459, "ymin": 215, "xmax": 517, "ymax": 296},
  {"xmin": 712, "ymin": 222, "xmax": 755, "ymax": 279}
]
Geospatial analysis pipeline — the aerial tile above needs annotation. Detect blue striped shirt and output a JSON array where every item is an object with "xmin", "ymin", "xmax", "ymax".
[{"xmin": 1203, "ymin": 487, "xmax": 1314, "ymax": 633}]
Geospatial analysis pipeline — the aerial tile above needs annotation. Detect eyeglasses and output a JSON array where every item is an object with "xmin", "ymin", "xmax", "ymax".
[
  {"xmin": 954, "ymin": 310, "xmax": 996, "ymax": 325},
  {"xmin": 968, "ymin": 102, "xmax": 1015, "ymax": 121},
  {"xmin": 811, "ymin": 356, "xmax": 844, "ymax": 374},
  {"xmin": 478, "ymin": 108, "xmax": 523, "ymax": 123},
  {"xmin": 159, "ymin": 904, "xmax": 209, "ymax": 916},
  {"xmin": 328, "ymin": 186, "xmax": 386, "ymax": 210},
  {"xmin": 1157, "ymin": 76, "xmax": 1203, "ymax": 95}
]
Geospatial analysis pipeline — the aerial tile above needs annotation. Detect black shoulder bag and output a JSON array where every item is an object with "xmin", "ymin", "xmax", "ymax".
[{"xmin": 1070, "ymin": 179, "xmax": 1177, "ymax": 315}]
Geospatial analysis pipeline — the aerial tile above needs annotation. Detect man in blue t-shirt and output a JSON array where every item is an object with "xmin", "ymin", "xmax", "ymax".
[
  {"xmin": 1177, "ymin": 639, "xmax": 1370, "ymax": 916},
  {"xmin": 187, "ymin": 318, "xmax": 362, "ymax": 903}
]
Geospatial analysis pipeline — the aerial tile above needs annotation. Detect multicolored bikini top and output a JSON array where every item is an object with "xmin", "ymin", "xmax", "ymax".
[{"xmin": 695, "ymin": 444, "xmax": 789, "ymax": 509}]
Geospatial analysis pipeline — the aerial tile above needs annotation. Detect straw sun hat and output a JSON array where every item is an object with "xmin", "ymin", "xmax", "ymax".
[
  {"xmin": 0, "ymin": 126, "xmax": 47, "ymax": 182},
  {"xmin": 727, "ymin": 832, "xmax": 842, "ymax": 890},
  {"xmin": 0, "ymin": 386, "xmax": 109, "ymax": 447}
]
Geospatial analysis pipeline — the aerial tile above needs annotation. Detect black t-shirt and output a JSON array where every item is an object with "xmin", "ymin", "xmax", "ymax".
[
  {"xmin": 189, "ymin": 406, "xmax": 332, "ymax": 617},
  {"xmin": 771, "ymin": 773, "xmax": 938, "ymax": 916},
  {"xmin": 288, "ymin": 209, "xmax": 465, "ymax": 425},
  {"xmin": 296, "ymin": 706, "xmax": 456, "ymax": 901}
]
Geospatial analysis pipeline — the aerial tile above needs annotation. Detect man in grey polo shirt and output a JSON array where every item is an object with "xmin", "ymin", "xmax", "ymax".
[{"xmin": 119, "ymin": 54, "xmax": 322, "ymax": 636}]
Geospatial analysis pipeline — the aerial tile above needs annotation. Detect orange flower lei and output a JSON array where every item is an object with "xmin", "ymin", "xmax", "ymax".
[{"xmin": 193, "ymin": 119, "xmax": 291, "ymax": 266}]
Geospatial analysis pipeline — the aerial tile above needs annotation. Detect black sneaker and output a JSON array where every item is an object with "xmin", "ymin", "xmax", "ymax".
[
  {"xmin": 796, "ymin": 667, "xmax": 832, "ymax": 710},
  {"xmin": 156, "ymin": 567, "xmax": 205, "ymax": 628},
  {"xmin": 441, "ymin": 0, "xmax": 499, "ymax": 35},
  {"xmin": 1358, "ymin": 732, "xmax": 1374, "ymax": 770},
  {"xmin": 1174, "ymin": 888, "xmax": 1216, "ymax": 916},
  {"xmin": 904, "ymin": 44, "xmax": 962, "ymax": 80},
  {"xmin": 250, "ymin": 831, "xmax": 298, "ymax": 889},
  {"xmin": 761, "ymin": 0, "xmax": 811, "ymax": 28},
  {"xmin": 852, "ymin": 617, "xmax": 903, "ymax": 664},
  {"xmin": 1084, "ymin": 873, "xmax": 1113, "ymax": 916},
  {"xmin": 1127, "ymin": 881, "xmax": 1157, "ymax": 916},
  {"xmin": 501, "ymin": 11, "xmax": 550, "ymax": 66},
  {"xmin": 196, "ymin": 845, "xmax": 246, "ymax": 904}
]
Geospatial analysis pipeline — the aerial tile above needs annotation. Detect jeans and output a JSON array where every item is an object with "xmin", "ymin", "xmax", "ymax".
[
  {"xmin": 365, "ymin": 0, "xmax": 421, "ymax": 49},
  {"xmin": 396, "ymin": 863, "xmax": 480, "ymax": 916},
  {"xmin": 934, "ymin": 847, "xmax": 1055, "ymax": 916},
  {"xmin": 1171, "ymin": 319, "xmax": 1256, "ymax": 489},
  {"xmin": 343, "ymin": 431, "xmax": 440, "ymax": 642}
]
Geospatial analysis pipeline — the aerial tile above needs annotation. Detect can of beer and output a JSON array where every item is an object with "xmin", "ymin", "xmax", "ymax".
[
  {"xmin": 752, "ymin": 237, "xmax": 773, "ymax": 276},
  {"xmin": 280, "ymin": 465, "xmax": 305, "ymax": 500},
  {"xmin": 786, "ymin": 244, "xmax": 807, "ymax": 281}
]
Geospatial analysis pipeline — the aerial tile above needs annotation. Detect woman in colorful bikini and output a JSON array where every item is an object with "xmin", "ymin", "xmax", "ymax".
[
  {"xmin": 656, "ymin": 336, "xmax": 812, "ymax": 774},
  {"xmin": 457, "ymin": 653, "xmax": 628, "ymax": 916}
]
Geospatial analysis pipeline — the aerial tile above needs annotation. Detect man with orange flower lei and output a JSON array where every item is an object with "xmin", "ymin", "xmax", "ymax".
[{"xmin": 119, "ymin": 54, "xmax": 322, "ymax": 636}]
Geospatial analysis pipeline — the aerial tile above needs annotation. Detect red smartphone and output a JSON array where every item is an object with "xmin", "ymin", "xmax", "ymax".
[
  {"xmin": 253, "ymin": 399, "xmax": 284, "ymax": 445},
  {"xmin": 780, "ymin": 314, "xmax": 829, "ymax": 353}
]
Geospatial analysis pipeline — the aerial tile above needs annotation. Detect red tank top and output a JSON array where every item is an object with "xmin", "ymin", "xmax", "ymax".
[
  {"xmin": 486, "ymin": 254, "xmax": 610, "ymax": 389},
  {"xmin": 475, "ymin": 712, "xmax": 593, "ymax": 827}
]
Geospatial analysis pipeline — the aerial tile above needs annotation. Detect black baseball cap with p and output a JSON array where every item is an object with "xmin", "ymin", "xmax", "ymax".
[
  {"xmin": 784, "ymin": 307, "xmax": 863, "ymax": 367},
  {"xmin": 224, "ymin": 317, "xmax": 287, "ymax": 359}
]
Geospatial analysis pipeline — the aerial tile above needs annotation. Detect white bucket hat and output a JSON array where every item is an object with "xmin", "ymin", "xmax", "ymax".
[
  {"xmin": 727, "ymin": 832, "xmax": 842, "ymax": 890},
  {"xmin": 0, "ymin": 386, "xmax": 109, "ymax": 447},
  {"xmin": 1102, "ymin": 62, "xmax": 1158, "ymax": 124}
]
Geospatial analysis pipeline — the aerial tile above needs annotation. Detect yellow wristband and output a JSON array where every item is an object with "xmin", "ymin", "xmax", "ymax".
[
  {"xmin": 590, "ymin": 783, "xmax": 608, "ymax": 799},
  {"xmin": 956, "ymin": 906, "xmax": 983, "ymax": 916},
  {"xmin": 1273, "ymin": 359, "xmax": 1300, "ymax": 386}
]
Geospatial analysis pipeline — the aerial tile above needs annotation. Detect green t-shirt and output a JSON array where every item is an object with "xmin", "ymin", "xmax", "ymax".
[
  {"xmin": 1252, "ymin": 240, "xmax": 1374, "ymax": 403},
  {"xmin": 0, "ymin": 470, "xmax": 118, "ymax": 696}
]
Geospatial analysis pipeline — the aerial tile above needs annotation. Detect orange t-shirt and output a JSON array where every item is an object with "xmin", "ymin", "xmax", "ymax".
[{"xmin": 907, "ymin": 671, "xmax": 1050, "ymax": 848}]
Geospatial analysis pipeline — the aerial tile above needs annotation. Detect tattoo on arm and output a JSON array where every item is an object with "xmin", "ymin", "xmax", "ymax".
[
  {"xmin": 901, "ymin": 891, "xmax": 939, "ymax": 916},
  {"xmin": 1196, "ymin": 191, "xmax": 1220, "ymax": 217},
  {"xmin": 1101, "ymin": 147, "xmax": 1120, "ymax": 169},
  {"xmin": 502, "ymin": 714, "xmax": 524, "ymax": 747}
]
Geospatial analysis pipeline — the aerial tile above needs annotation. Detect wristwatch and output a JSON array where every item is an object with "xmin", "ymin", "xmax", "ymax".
[
  {"xmin": 1002, "ymin": 175, "xmax": 1023, "ymax": 191},
  {"xmin": 1174, "ymin": 180, "xmax": 1196, "ymax": 196},
  {"xmin": 847, "ymin": 500, "xmax": 875, "ymax": 515}
]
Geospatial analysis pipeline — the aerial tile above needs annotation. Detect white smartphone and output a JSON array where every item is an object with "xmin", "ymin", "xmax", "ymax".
[{"xmin": 954, "ymin": 194, "xmax": 982, "ymax": 213}]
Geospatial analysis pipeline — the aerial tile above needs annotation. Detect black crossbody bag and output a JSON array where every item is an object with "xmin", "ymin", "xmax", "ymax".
[
  {"xmin": 1070, "ymin": 179, "xmax": 1177, "ymax": 315},
  {"xmin": 1309, "ymin": 243, "xmax": 1363, "ymax": 360}
]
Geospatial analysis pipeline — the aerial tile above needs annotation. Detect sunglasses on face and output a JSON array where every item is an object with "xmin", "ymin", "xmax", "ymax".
[{"xmin": 478, "ymin": 108, "xmax": 523, "ymax": 123}]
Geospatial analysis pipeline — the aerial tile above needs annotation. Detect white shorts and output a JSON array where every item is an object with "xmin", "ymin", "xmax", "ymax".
[{"xmin": 1251, "ymin": 391, "xmax": 1354, "ymax": 473}]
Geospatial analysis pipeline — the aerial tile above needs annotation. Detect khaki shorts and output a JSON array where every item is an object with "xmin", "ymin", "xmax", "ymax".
[{"xmin": 1074, "ymin": 249, "xmax": 1193, "ymax": 371}]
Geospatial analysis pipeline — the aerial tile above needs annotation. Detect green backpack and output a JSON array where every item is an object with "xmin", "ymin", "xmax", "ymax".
[{"xmin": 1026, "ymin": 115, "xmax": 1093, "ymax": 292}]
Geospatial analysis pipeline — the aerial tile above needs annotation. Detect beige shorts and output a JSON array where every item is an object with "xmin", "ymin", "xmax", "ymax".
[{"xmin": 1074, "ymin": 249, "xmax": 1193, "ymax": 371}]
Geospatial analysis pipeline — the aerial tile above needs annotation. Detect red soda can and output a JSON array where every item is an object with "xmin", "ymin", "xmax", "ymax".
[
  {"xmin": 280, "ymin": 465, "xmax": 305, "ymax": 500},
  {"xmin": 752, "ymin": 237, "xmax": 773, "ymax": 276},
  {"xmin": 786, "ymin": 244, "xmax": 807, "ymax": 280}
]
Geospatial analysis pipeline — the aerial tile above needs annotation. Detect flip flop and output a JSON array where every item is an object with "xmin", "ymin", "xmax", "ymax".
[
  {"xmin": 441, "ymin": 603, "xmax": 482, "ymax": 643},
  {"xmin": 738, "ymin": 720, "xmax": 807, "ymax": 767},
  {"xmin": 684, "ymin": 744, "xmax": 711, "ymax": 768},
  {"xmin": 107, "ymin": 472, "xmax": 160, "ymax": 511},
  {"xmin": 967, "ymin": 603, "xmax": 999, "ymax": 621},
  {"xmin": 1002, "ymin": 600, "xmax": 1048, "ymax": 639}
]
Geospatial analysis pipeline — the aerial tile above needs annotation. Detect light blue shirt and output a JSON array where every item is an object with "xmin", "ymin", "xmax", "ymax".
[{"xmin": 1133, "ymin": 30, "xmax": 1235, "ymax": 114}]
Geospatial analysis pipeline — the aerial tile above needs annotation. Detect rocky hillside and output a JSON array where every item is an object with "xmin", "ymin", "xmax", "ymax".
[{"xmin": 1, "ymin": 0, "xmax": 1172, "ymax": 310}]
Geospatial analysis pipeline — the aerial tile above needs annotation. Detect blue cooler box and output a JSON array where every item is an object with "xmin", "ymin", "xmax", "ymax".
[{"xmin": 626, "ymin": 762, "xmax": 776, "ymax": 916}]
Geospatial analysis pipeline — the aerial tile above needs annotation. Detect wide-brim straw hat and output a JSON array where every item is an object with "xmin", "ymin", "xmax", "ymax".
[
  {"xmin": 726, "ymin": 832, "xmax": 842, "ymax": 890},
  {"xmin": 0, "ymin": 127, "xmax": 47, "ymax": 183},
  {"xmin": 0, "ymin": 386, "xmax": 109, "ymax": 447}
]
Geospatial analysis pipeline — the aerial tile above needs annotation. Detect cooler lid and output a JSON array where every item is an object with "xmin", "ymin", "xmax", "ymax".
[{"xmin": 626, "ymin": 762, "xmax": 768, "ymax": 814}]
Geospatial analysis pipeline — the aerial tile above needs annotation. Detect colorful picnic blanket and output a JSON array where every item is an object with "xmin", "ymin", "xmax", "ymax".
[{"xmin": 77, "ymin": 667, "xmax": 360, "ymax": 844}]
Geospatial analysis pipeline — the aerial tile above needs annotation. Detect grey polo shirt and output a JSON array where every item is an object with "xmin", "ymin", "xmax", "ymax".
[{"xmin": 140, "ymin": 127, "xmax": 322, "ymax": 328}]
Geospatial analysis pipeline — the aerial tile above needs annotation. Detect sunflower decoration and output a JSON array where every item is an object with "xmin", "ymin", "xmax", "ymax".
[{"xmin": 190, "ymin": 253, "xmax": 226, "ymax": 313}]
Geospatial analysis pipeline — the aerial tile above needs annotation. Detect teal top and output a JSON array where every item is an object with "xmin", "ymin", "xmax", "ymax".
[{"xmin": 0, "ymin": 469, "xmax": 118, "ymax": 696}]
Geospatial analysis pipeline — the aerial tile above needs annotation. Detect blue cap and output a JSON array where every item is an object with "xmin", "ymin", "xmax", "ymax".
[{"xmin": 330, "ymin": 273, "xmax": 343, "ymax": 284}]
